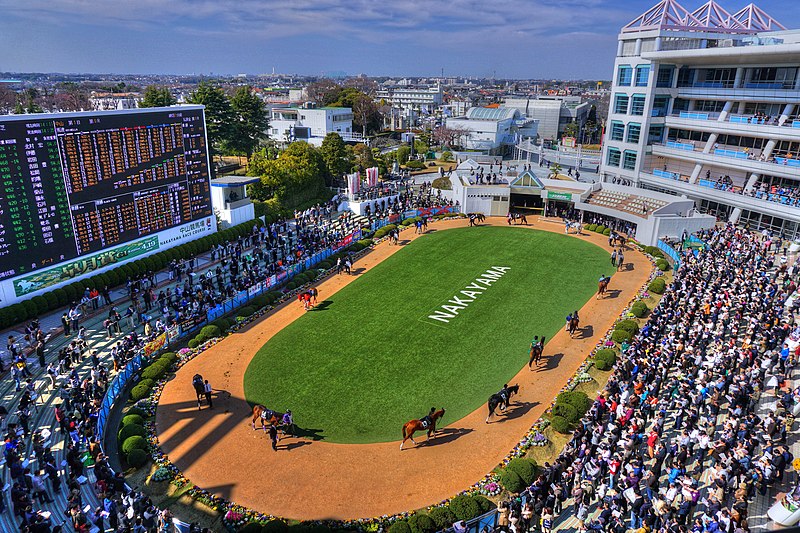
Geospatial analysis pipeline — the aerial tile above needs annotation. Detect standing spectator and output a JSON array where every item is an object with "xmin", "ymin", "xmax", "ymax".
[{"xmin": 203, "ymin": 380, "xmax": 213, "ymax": 409}]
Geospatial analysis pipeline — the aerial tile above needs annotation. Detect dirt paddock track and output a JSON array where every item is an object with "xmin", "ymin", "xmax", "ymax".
[{"xmin": 155, "ymin": 218, "xmax": 650, "ymax": 520}]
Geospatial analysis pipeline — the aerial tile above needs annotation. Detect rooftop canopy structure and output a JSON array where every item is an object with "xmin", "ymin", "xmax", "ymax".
[{"xmin": 621, "ymin": 0, "xmax": 785, "ymax": 34}]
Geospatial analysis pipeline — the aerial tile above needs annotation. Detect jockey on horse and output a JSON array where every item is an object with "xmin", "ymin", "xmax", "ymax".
[
  {"xmin": 192, "ymin": 374, "xmax": 204, "ymax": 410},
  {"xmin": 486, "ymin": 384, "xmax": 519, "ymax": 423},
  {"xmin": 597, "ymin": 274, "xmax": 611, "ymax": 299},
  {"xmin": 528, "ymin": 336, "xmax": 545, "ymax": 368}
]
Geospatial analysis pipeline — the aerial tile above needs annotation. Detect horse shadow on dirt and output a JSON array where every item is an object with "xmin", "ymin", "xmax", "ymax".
[
  {"xmin": 573, "ymin": 325, "xmax": 594, "ymax": 340},
  {"xmin": 603, "ymin": 289, "xmax": 622, "ymax": 299},
  {"xmin": 351, "ymin": 267, "xmax": 367, "ymax": 276},
  {"xmin": 418, "ymin": 427, "xmax": 473, "ymax": 447},
  {"xmin": 536, "ymin": 352, "xmax": 564, "ymax": 371},
  {"xmin": 277, "ymin": 440, "xmax": 312, "ymax": 451},
  {"xmin": 492, "ymin": 401, "xmax": 539, "ymax": 423}
]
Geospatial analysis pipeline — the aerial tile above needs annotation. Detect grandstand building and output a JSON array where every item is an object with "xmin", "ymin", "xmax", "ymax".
[{"xmin": 600, "ymin": 0, "xmax": 800, "ymax": 239}]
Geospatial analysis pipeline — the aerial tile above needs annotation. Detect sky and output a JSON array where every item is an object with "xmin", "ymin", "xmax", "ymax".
[{"xmin": 2, "ymin": 0, "xmax": 799, "ymax": 79}]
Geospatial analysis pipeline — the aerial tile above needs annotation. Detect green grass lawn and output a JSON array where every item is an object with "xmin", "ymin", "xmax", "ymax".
[{"xmin": 243, "ymin": 226, "xmax": 610, "ymax": 443}]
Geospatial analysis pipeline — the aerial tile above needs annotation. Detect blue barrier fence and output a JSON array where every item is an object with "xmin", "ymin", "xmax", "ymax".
[
  {"xmin": 96, "ymin": 354, "xmax": 146, "ymax": 443},
  {"xmin": 657, "ymin": 239, "xmax": 682, "ymax": 268},
  {"xmin": 440, "ymin": 510, "xmax": 498, "ymax": 533}
]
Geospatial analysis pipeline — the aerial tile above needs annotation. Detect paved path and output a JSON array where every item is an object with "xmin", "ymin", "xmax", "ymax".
[{"xmin": 156, "ymin": 218, "xmax": 652, "ymax": 521}]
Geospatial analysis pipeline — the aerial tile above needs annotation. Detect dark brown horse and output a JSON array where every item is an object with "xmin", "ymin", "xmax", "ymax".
[
  {"xmin": 597, "ymin": 276, "xmax": 611, "ymax": 299},
  {"xmin": 192, "ymin": 374, "xmax": 204, "ymax": 410},
  {"xmin": 400, "ymin": 408, "xmax": 446, "ymax": 450},
  {"xmin": 568, "ymin": 316, "xmax": 580, "ymax": 337},
  {"xmin": 251, "ymin": 405, "xmax": 282, "ymax": 432},
  {"xmin": 528, "ymin": 337, "xmax": 545, "ymax": 368}
]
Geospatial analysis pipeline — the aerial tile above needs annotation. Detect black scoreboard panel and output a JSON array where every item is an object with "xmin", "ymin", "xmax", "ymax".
[{"xmin": 0, "ymin": 107, "xmax": 212, "ymax": 280}]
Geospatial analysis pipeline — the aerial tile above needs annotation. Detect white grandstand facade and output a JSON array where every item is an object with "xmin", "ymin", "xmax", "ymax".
[{"xmin": 600, "ymin": 0, "xmax": 800, "ymax": 239}]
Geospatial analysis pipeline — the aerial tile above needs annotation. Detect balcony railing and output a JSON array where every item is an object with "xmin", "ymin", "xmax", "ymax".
[{"xmin": 666, "ymin": 140, "xmax": 696, "ymax": 151}]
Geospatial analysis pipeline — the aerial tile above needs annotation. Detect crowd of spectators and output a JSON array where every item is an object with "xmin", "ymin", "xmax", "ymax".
[{"xmin": 495, "ymin": 224, "xmax": 799, "ymax": 533}]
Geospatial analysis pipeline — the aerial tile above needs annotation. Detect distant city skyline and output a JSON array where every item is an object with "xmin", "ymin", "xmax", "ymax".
[{"xmin": 2, "ymin": 0, "xmax": 798, "ymax": 79}]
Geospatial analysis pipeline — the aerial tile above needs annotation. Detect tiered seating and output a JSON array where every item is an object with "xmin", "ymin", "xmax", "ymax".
[
  {"xmin": 586, "ymin": 191, "xmax": 631, "ymax": 209},
  {"xmin": 619, "ymin": 196, "xmax": 668, "ymax": 217}
]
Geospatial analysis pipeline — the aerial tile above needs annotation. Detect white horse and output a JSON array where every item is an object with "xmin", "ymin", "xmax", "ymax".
[{"xmin": 564, "ymin": 221, "xmax": 582, "ymax": 235}]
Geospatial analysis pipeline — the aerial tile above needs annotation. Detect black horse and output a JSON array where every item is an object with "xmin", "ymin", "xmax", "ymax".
[
  {"xmin": 192, "ymin": 374, "xmax": 204, "ymax": 410},
  {"xmin": 486, "ymin": 384, "xmax": 520, "ymax": 423}
]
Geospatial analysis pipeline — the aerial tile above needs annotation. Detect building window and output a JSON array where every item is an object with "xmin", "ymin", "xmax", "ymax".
[
  {"xmin": 622, "ymin": 151, "xmax": 637, "ymax": 170},
  {"xmin": 607, "ymin": 147, "xmax": 621, "ymax": 167},
  {"xmin": 656, "ymin": 66, "xmax": 675, "ymax": 88},
  {"xmin": 626, "ymin": 123, "xmax": 641, "ymax": 144},
  {"xmin": 630, "ymin": 95, "xmax": 646, "ymax": 116},
  {"xmin": 652, "ymin": 95, "xmax": 670, "ymax": 117},
  {"xmin": 648, "ymin": 124, "xmax": 665, "ymax": 143},
  {"xmin": 635, "ymin": 65, "xmax": 650, "ymax": 87},
  {"xmin": 610, "ymin": 121, "xmax": 625, "ymax": 141},
  {"xmin": 617, "ymin": 65, "xmax": 633, "ymax": 86},
  {"xmin": 613, "ymin": 94, "xmax": 629, "ymax": 114}
]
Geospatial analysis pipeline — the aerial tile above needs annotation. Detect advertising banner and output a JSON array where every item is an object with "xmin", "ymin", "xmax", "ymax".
[
  {"xmin": 13, "ymin": 236, "xmax": 160, "ymax": 297},
  {"xmin": 143, "ymin": 333, "xmax": 167, "ymax": 357},
  {"xmin": 547, "ymin": 191, "xmax": 573, "ymax": 201}
]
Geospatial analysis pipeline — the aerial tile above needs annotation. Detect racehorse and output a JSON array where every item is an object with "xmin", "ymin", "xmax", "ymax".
[
  {"xmin": 486, "ymin": 384, "xmax": 520, "ymax": 423},
  {"xmin": 568, "ymin": 315, "xmax": 580, "ymax": 337},
  {"xmin": 192, "ymin": 374, "xmax": 204, "ymax": 410},
  {"xmin": 528, "ymin": 337, "xmax": 546, "ymax": 368},
  {"xmin": 597, "ymin": 276, "xmax": 611, "ymax": 299},
  {"xmin": 251, "ymin": 404, "xmax": 282, "ymax": 432},
  {"xmin": 400, "ymin": 408, "xmax": 446, "ymax": 450},
  {"xmin": 516, "ymin": 213, "xmax": 528, "ymax": 225}
]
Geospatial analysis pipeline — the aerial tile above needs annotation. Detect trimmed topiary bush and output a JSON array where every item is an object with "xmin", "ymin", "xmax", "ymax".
[
  {"xmin": 614, "ymin": 319, "xmax": 639, "ymax": 335},
  {"xmin": 611, "ymin": 329, "xmax": 632, "ymax": 343},
  {"xmin": 121, "ymin": 435, "xmax": 148, "ymax": 455},
  {"xmin": 656, "ymin": 259, "xmax": 670, "ymax": 271},
  {"xmin": 408, "ymin": 514, "xmax": 437, "ymax": 533},
  {"xmin": 237, "ymin": 306, "xmax": 255, "ymax": 319},
  {"xmin": 141, "ymin": 361, "xmax": 169, "ymax": 381},
  {"xmin": 550, "ymin": 415, "xmax": 572, "ymax": 434},
  {"xmin": 644, "ymin": 246, "xmax": 664, "ymax": 259},
  {"xmin": 472, "ymin": 494, "xmax": 497, "ymax": 513},
  {"xmin": 121, "ymin": 414, "xmax": 144, "ymax": 427},
  {"xmin": 449, "ymin": 494, "xmax": 481, "ymax": 521},
  {"xmin": 595, "ymin": 225, "xmax": 606, "ymax": 233},
  {"xmin": 428, "ymin": 507, "xmax": 456, "ymax": 529},
  {"xmin": 210, "ymin": 319, "xmax": 231, "ymax": 332},
  {"xmin": 126, "ymin": 448, "xmax": 148, "ymax": 468},
  {"xmin": 557, "ymin": 391, "xmax": 592, "ymax": 415},
  {"xmin": 585, "ymin": 224, "xmax": 597, "ymax": 232},
  {"xmin": 552, "ymin": 402, "xmax": 579, "ymax": 423},
  {"xmin": 130, "ymin": 379, "xmax": 154, "ymax": 402},
  {"xmin": 159, "ymin": 352, "xmax": 178, "ymax": 366},
  {"xmin": 595, "ymin": 349, "xmax": 617, "ymax": 371},
  {"xmin": 630, "ymin": 301, "xmax": 649, "ymax": 318},
  {"xmin": 125, "ymin": 407, "xmax": 149, "ymax": 419},
  {"xmin": 499, "ymin": 468, "xmax": 526, "ymax": 494},
  {"xmin": 603, "ymin": 228, "xmax": 611, "ymax": 236},
  {"xmin": 388, "ymin": 520, "xmax": 412, "ymax": 533},
  {"xmin": 261, "ymin": 520, "xmax": 289, "ymax": 533},
  {"xmin": 118, "ymin": 423, "xmax": 146, "ymax": 443},
  {"xmin": 506, "ymin": 457, "xmax": 537, "ymax": 485},
  {"xmin": 200, "ymin": 325, "xmax": 222, "ymax": 339},
  {"xmin": 648, "ymin": 277, "xmax": 666, "ymax": 294},
  {"xmin": 187, "ymin": 339, "xmax": 201, "ymax": 349}
]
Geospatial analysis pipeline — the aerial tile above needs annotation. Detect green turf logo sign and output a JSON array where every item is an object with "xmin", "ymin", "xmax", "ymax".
[{"xmin": 427, "ymin": 266, "xmax": 511, "ymax": 324}]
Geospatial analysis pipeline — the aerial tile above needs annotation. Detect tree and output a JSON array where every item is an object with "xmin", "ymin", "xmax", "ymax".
[
  {"xmin": 139, "ymin": 85, "xmax": 177, "ymax": 108},
  {"xmin": 352, "ymin": 143, "xmax": 376, "ymax": 173},
  {"xmin": 562, "ymin": 121, "xmax": 579, "ymax": 139},
  {"xmin": 343, "ymin": 75, "xmax": 377, "ymax": 94},
  {"xmin": 395, "ymin": 145, "xmax": 411, "ymax": 165},
  {"xmin": 0, "ymin": 85, "xmax": 17, "ymax": 114},
  {"xmin": 251, "ymin": 142, "xmax": 326, "ymax": 207},
  {"xmin": 187, "ymin": 82, "xmax": 234, "ymax": 156},
  {"xmin": 319, "ymin": 133, "xmax": 352, "ymax": 186},
  {"xmin": 549, "ymin": 163, "xmax": 563, "ymax": 179},
  {"xmin": 227, "ymin": 86, "xmax": 268, "ymax": 158},
  {"xmin": 432, "ymin": 124, "xmax": 469, "ymax": 149},
  {"xmin": 306, "ymin": 79, "xmax": 342, "ymax": 106},
  {"xmin": 352, "ymin": 94, "xmax": 381, "ymax": 136}
]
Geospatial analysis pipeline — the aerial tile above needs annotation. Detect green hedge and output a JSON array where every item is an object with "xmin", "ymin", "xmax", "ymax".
[
  {"xmin": 506, "ymin": 457, "xmax": 537, "ymax": 485},
  {"xmin": 656, "ymin": 259, "xmax": 670, "ymax": 271},
  {"xmin": 122, "ymin": 435, "xmax": 148, "ymax": 455},
  {"xmin": 141, "ymin": 361, "xmax": 169, "ymax": 381},
  {"xmin": 126, "ymin": 448, "xmax": 149, "ymax": 468},
  {"xmin": 631, "ymin": 300, "xmax": 649, "ymax": 318},
  {"xmin": 603, "ymin": 228, "xmax": 611, "ymax": 236},
  {"xmin": 556, "ymin": 391, "xmax": 592, "ymax": 416},
  {"xmin": 373, "ymin": 224, "xmax": 397, "ymax": 240},
  {"xmin": 159, "ymin": 352, "xmax": 178, "ymax": 366},
  {"xmin": 0, "ymin": 219, "xmax": 259, "ymax": 330},
  {"xmin": 388, "ymin": 520, "xmax": 412, "ymax": 533},
  {"xmin": 428, "ymin": 507, "xmax": 456, "ymax": 529},
  {"xmin": 119, "ymin": 424, "xmax": 146, "ymax": 444},
  {"xmin": 121, "ymin": 414, "xmax": 144, "ymax": 427},
  {"xmin": 614, "ymin": 319, "xmax": 639, "ymax": 335},
  {"xmin": 408, "ymin": 514, "xmax": 437, "ymax": 533},
  {"xmin": 499, "ymin": 468, "xmax": 526, "ymax": 493},
  {"xmin": 644, "ymin": 246, "xmax": 664, "ymax": 259},
  {"xmin": 552, "ymin": 402, "xmax": 579, "ymax": 423},
  {"xmin": 648, "ymin": 277, "xmax": 666, "ymax": 294},
  {"xmin": 200, "ymin": 325, "xmax": 222, "ymax": 339},
  {"xmin": 595, "ymin": 349, "xmax": 617, "ymax": 371},
  {"xmin": 473, "ymin": 495, "xmax": 496, "ymax": 513},
  {"xmin": 550, "ymin": 415, "xmax": 572, "ymax": 434},
  {"xmin": 611, "ymin": 329, "xmax": 632, "ymax": 343},
  {"xmin": 595, "ymin": 225, "xmax": 606, "ymax": 233},
  {"xmin": 585, "ymin": 224, "xmax": 597, "ymax": 232},
  {"xmin": 187, "ymin": 339, "xmax": 201, "ymax": 349},
  {"xmin": 237, "ymin": 306, "xmax": 255, "ymax": 319},
  {"xmin": 449, "ymin": 495, "xmax": 481, "ymax": 521},
  {"xmin": 130, "ymin": 379, "xmax": 154, "ymax": 402}
]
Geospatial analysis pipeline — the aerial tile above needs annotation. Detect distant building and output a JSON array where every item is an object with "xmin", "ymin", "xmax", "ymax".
[
  {"xmin": 446, "ymin": 106, "xmax": 539, "ymax": 153},
  {"xmin": 376, "ymin": 85, "xmax": 444, "ymax": 128},
  {"xmin": 267, "ymin": 105, "xmax": 360, "ymax": 146},
  {"xmin": 504, "ymin": 96, "xmax": 590, "ymax": 141},
  {"xmin": 89, "ymin": 92, "xmax": 140, "ymax": 111}
]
